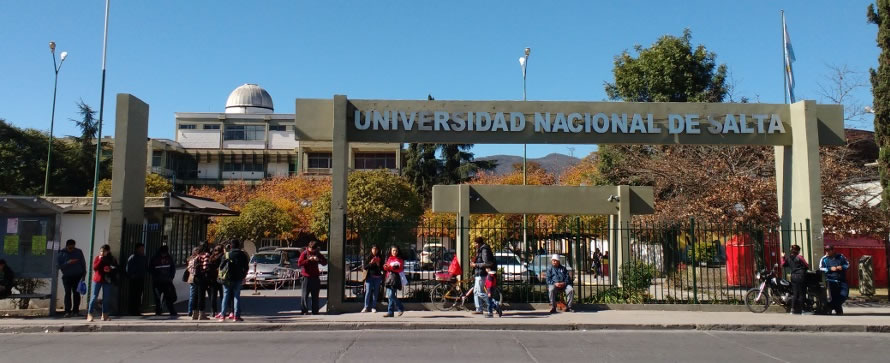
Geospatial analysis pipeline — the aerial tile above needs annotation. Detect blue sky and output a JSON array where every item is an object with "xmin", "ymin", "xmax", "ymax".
[{"xmin": 0, "ymin": 1, "xmax": 878, "ymax": 158}]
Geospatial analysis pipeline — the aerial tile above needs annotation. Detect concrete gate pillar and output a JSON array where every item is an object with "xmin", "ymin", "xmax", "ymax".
[
  {"xmin": 456, "ymin": 185, "xmax": 471, "ymax": 278},
  {"xmin": 108, "ymin": 94, "xmax": 149, "ymax": 254},
  {"xmin": 327, "ymin": 95, "xmax": 348, "ymax": 313},
  {"xmin": 774, "ymin": 100, "xmax": 824, "ymax": 264},
  {"xmin": 609, "ymin": 185, "xmax": 632, "ymax": 285}
]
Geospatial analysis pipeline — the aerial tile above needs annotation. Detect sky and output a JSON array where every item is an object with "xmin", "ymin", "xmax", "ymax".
[{"xmin": 0, "ymin": 1, "xmax": 879, "ymax": 159}]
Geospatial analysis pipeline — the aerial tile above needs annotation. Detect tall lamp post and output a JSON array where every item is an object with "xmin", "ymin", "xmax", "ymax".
[
  {"xmin": 87, "ymin": 0, "xmax": 111, "ymax": 299},
  {"xmin": 519, "ymin": 47, "xmax": 530, "ymax": 252},
  {"xmin": 44, "ymin": 41, "xmax": 68, "ymax": 196}
]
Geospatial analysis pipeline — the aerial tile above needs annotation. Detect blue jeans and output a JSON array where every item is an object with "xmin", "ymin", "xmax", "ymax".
[
  {"xmin": 487, "ymin": 294, "xmax": 499, "ymax": 314},
  {"xmin": 87, "ymin": 281, "xmax": 110, "ymax": 315},
  {"xmin": 187, "ymin": 283, "xmax": 196, "ymax": 315},
  {"xmin": 473, "ymin": 276, "xmax": 486, "ymax": 312},
  {"xmin": 221, "ymin": 281, "xmax": 243, "ymax": 317},
  {"xmin": 364, "ymin": 276, "xmax": 381, "ymax": 309},
  {"xmin": 386, "ymin": 287, "xmax": 403, "ymax": 314}
]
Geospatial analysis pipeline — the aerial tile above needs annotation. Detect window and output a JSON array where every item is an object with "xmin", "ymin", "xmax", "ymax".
[
  {"xmin": 354, "ymin": 152, "xmax": 396, "ymax": 169},
  {"xmin": 151, "ymin": 150, "xmax": 163, "ymax": 167},
  {"xmin": 179, "ymin": 124, "xmax": 196, "ymax": 130},
  {"xmin": 203, "ymin": 124, "xmax": 220, "ymax": 130},
  {"xmin": 222, "ymin": 155, "xmax": 264, "ymax": 172},
  {"xmin": 223, "ymin": 125, "xmax": 264, "ymax": 141},
  {"xmin": 269, "ymin": 125, "xmax": 287, "ymax": 132},
  {"xmin": 307, "ymin": 152, "xmax": 332, "ymax": 169}
]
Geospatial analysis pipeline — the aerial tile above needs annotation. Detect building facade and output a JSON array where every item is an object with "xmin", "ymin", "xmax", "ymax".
[{"xmin": 148, "ymin": 84, "xmax": 402, "ymax": 188}]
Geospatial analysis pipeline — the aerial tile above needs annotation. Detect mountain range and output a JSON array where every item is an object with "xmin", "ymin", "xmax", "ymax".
[{"xmin": 477, "ymin": 153, "xmax": 581, "ymax": 176}]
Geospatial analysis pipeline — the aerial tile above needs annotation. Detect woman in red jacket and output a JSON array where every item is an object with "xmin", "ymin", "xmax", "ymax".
[
  {"xmin": 87, "ymin": 244, "xmax": 118, "ymax": 322},
  {"xmin": 382, "ymin": 245, "xmax": 405, "ymax": 317}
]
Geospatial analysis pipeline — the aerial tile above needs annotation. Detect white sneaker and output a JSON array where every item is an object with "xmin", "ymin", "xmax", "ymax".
[
  {"xmin": 371, "ymin": 308, "xmax": 377, "ymax": 313},
  {"xmin": 360, "ymin": 308, "xmax": 368, "ymax": 313}
]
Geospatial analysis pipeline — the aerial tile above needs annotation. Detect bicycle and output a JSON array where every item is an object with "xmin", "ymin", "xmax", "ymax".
[{"xmin": 430, "ymin": 272, "xmax": 503, "ymax": 312}]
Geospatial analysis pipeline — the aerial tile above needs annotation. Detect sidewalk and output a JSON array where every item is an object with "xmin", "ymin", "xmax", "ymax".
[{"xmin": 2, "ymin": 306, "xmax": 890, "ymax": 334}]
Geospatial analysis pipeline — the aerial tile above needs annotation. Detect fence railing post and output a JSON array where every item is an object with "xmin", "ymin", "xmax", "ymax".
[{"xmin": 689, "ymin": 217, "xmax": 698, "ymax": 304}]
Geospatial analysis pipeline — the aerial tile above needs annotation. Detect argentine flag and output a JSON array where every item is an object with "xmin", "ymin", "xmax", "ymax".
[{"xmin": 783, "ymin": 14, "xmax": 796, "ymax": 103}]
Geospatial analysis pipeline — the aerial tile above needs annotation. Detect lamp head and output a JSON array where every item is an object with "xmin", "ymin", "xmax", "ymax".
[
  {"xmin": 524, "ymin": 47, "xmax": 531, "ymax": 56},
  {"xmin": 60, "ymin": 51, "xmax": 68, "ymax": 61},
  {"xmin": 49, "ymin": 41, "xmax": 56, "ymax": 53}
]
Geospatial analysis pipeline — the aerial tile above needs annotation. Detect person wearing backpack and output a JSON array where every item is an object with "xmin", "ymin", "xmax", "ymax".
[
  {"xmin": 218, "ymin": 239, "xmax": 249, "ymax": 322},
  {"xmin": 87, "ymin": 244, "xmax": 118, "ymax": 322},
  {"xmin": 149, "ymin": 245, "xmax": 177, "ymax": 317}
]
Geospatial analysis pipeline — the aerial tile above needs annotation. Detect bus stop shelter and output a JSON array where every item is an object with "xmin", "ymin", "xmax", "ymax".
[{"xmin": 0, "ymin": 196, "xmax": 61, "ymax": 314}]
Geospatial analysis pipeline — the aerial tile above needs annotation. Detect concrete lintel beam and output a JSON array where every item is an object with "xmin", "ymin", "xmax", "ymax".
[{"xmin": 432, "ymin": 185, "xmax": 654, "ymax": 215}]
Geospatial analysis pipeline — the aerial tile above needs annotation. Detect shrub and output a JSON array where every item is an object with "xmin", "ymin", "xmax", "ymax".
[{"xmin": 620, "ymin": 260, "xmax": 654, "ymax": 292}]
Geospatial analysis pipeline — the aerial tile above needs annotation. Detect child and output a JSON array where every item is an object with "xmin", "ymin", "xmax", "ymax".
[{"xmin": 484, "ymin": 267, "xmax": 502, "ymax": 318}]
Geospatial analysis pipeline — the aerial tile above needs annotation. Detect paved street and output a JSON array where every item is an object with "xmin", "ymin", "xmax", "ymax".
[{"xmin": 0, "ymin": 330, "xmax": 887, "ymax": 362}]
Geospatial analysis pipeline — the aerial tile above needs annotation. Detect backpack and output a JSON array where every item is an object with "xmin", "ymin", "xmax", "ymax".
[{"xmin": 218, "ymin": 251, "xmax": 246, "ymax": 283}]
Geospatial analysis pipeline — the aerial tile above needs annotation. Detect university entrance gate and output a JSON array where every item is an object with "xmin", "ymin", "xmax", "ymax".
[{"xmin": 292, "ymin": 96, "xmax": 843, "ymax": 312}]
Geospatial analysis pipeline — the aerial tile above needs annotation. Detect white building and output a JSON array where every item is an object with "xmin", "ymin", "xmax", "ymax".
[{"xmin": 149, "ymin": 84, "xmax": 402, "ymax": 188}]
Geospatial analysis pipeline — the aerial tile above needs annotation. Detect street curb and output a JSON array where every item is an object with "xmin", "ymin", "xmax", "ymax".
[{"xmin": 2, "ymin": 322, "xmax": 889, "ymax": 334}]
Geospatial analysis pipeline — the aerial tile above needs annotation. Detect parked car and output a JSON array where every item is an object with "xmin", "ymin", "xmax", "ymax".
[
  {"xmin": 527, "ymin": 254, "xmax": 575, "ymax": 283},
  {"xmin": 246, "ymin": 251, "xmax": 287, "ymax": 286},
  {"xmin": 319, "ymin": 251, "xmax": 329, "ymax": 285},
  {"xmin": 420, "ymin": 242, "xmax": 447, "ymax": 268},
  {"xmin": 494, "ymin": 251, "xmax": 529, "ymax": 282},
  {"xmin": 275, "ymin": 247, "xmax": 303, "ymax": 268}
]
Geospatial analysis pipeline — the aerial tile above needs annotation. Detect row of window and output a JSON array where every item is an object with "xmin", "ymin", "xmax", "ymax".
[
  {"xmin": 306, "ymin": 152, "xmax": 396, "ymax": 170},
  {"xmin": 178, "ymin": 124, "xmax": 291, "ymax": 136}
]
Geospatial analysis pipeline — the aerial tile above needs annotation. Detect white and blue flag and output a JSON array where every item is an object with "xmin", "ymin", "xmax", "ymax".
[{"xmin": 783, "ymin": 14, "xmax": 796, "ymax": 103}]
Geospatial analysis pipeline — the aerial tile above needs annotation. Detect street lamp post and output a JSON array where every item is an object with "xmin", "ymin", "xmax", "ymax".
[
  {"xmin": 519, "ymin": 47, "xmax": 530, "ymax": 252},
  {"xmin": 44, "ymin": 41, "xmax": 68, "ymax": 196}
]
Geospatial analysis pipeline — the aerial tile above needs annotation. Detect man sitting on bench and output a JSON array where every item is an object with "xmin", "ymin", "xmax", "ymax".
[
  {"xmin": 0, "ymin": 259, "xmax": 14, "ymax": 299},
  {"xmin": 546, "ymin": 254, "xmax": 574, "ymax": 313}
]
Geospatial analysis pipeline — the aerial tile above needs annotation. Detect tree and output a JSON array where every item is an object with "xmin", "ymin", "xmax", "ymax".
[
  {"xmin": 605, "ymin": 29, "xmax": 728, "ymax": 103},
  {"xmin": 310, "ymin": 170, "xmax": 423, "ymax": 242},
  {"xmin": 817, "ymin": 64, "xmax": 870, "ymax": 129},
  {"xmin": 0, "ymin": 119, "xmax": 91, "ymax": 196},
  {"xmin": 215, "ymin": 198, "xmax": 294, "ymax": 242},
  {"xmin": 869, "ymin": 1, "xmax": 890, "ymax": 211},
  {"xmin": 88, "ymin": 173, "xmax": 172, "ymax": 197},
  {"xmin": 403, "ymin": 143, "xmax": 440, "ymax": 199},
  {"xmin": 70, "ymin": 100, "xmax": 99, "ymax": 175}
]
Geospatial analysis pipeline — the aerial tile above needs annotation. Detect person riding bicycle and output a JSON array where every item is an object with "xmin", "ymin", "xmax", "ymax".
[{"xmin": 469, "ymin": 237, "xmax": 495, "ymax": 315}]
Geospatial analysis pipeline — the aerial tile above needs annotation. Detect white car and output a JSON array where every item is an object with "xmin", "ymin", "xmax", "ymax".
[
  {"xmin": 319, "ymin": 251, "xmax": 328, "ymax": 285},
  {"xmin": 494, "ymin": 251, "xmax": 528, "ymax": 282}
]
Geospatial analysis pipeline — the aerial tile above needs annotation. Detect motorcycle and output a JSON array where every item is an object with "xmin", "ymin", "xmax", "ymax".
[{"xmin": 744, "ymin": 264, "xmax": 816, "ymax": 313}]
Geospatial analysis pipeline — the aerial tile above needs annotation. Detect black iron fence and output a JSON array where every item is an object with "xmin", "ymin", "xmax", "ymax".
[{"xmin": 342, "ymin": 217, "xmax": 810, "ymax": 305}]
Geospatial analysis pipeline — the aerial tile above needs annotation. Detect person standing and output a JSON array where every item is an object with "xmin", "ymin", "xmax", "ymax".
[
  {"xmin": 87, "ymin": 244, "xmax": 118, "ymax": 322},
  {"xmin": 219, "ymin": 239, "xmax": 249, "ymax": 322},
  {"xmin": 208, "ymin": 244, "xmax": 224, "ymax": 318},
  {"xmin": 820, "ymin": 245, "xmax": 850, "ymax": 315},
  {"xmin": 149, "ymin": 245, "xmax": 177, "ymax": 317},
  {"xmin": 546, "ymin": 254, "xmax": 574, "ymax": 313},
  {"xmin": 781, "ymin": 245, "xmax": 809, "ymax": 314},
  {"xmin": 185, "ymin": 246, "xmax": 200, "ymax": 317},
  {"xmin": 190, "ymin": 243, "xmax": 212, "ymax": 320},
  {"xmin": 297, "ymin": 241, "xmax": 328, "ymax": 315},
  {"xmin": 361, "ymin": 245, "xmax": 383, "ymax": 313},
  {"xmin": 484, "ymin": 266, "xmax": 502, "ymax": 318},
  {"xmin": 57, "ymin": 239, "xmax": 86, "ymax": 317},
  {"xmin": 0, "ymin": 259, "xmax": 14, "ymax": 299},
  {"xmin": 469, "ymin": 237, "xmax": 495, "ymax": 315},
  {"xmin": 125, "ymin": 243, "xmax": 148, "ymax": 316},
  {"xmin": 382, "ymin": 245, "xmax": 405, "ymax": 317},
  {"xmin": 591, "ymin": 248, "xmax": 603, "ymax": 279}
]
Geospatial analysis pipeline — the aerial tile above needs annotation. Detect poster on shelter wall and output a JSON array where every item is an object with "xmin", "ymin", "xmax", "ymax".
[
  {"xmin": 6, "ymin": 218, "xmax": 18, "ymax": 234},
  {"xmin": 4, "ymin": 235, "xmax": 19, "ymax": 255},
  {"xmin": 31, "ymin": 235, "xmax": 46, "ymax": 256}
]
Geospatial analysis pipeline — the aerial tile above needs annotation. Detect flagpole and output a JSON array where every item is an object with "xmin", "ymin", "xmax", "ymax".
[
  {"xmin": 87, "ymin": 0, "xmax": 110, "ymax": 299},
  {"xmin": 782, "ymin": 10, "xmax": 788, "ymax": 104}
]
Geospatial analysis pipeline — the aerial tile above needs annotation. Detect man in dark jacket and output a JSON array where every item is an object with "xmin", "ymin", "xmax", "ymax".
[
  {"xmin": 546, "ymin": 254, "xmax": 574, "ymax": 313},
  {"xmin": 781, "ymin": 245, "xmax": 810, "ymax": 314},
  {"xmin": 820, "ymin": 245, "xmax": 850, "ymax": 315},
  {"xmin": 469, "ymin": 237, "xmax": 495, "ymax": 315},
  {"xmin": 219, "ymin": 239, "xmax": 249, "ymax": 321},
  {"xmin": 57, "ymin": 239, "xmax": 86, "ymax": 317},
  {"xmin": 0, "ymin": 259, "xmax": 14, "ymax": 299},
  {"xmin": 126, "ymin": 243, "xmax": 148, "ymax": 316},
  {"xmin": 149, "ymin": 245, "xmax": 177, "ymax": 317},
  {"xmin": 297, "ymin": 241, "xmax": 328, "ymax": 315}
]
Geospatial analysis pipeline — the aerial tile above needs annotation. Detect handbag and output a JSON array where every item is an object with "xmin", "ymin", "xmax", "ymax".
[
  {"xmin": 77, "ymin": 281, "xmax": 87, "ymax": 295},
  {"xmin": 360, "ymin": 269, "xmax": 369, "ymax": 282},
  {"xmin": 384, "ymin": 272, "xmax": 401, "ymax": 290}
]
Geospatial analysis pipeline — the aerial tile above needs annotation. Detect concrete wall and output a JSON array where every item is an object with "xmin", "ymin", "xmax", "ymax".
[
  {"xmin": 268, "ymin": 130, "xmax": 298, "ymax": 149},
  {"xmin": 223, "ymin": 140, "xmax": 264, "ymax": 149},
  {"xmin": 197, "ymin": 161, "xmax": 219, "ymax": 179},
  {"xmin": 177, "ymin": 129, "xmax": 221, "ymax": 149}
]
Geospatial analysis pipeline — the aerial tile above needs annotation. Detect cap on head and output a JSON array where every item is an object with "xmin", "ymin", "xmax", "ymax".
[
  {"xmin": 825, "ymin": 245, "xmax": 834, "ymax": 251},
  {"xmin": 551, "ymin": 254, "xmax": 560, "ymax": 261}
]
